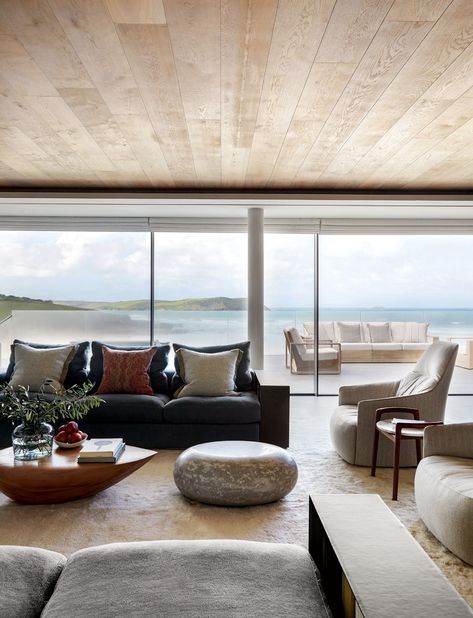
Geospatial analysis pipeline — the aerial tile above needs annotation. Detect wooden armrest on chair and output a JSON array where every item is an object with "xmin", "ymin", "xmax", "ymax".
[{"xmin": 375, "ymin": 407, "xmax": 419, "ymax": 424}]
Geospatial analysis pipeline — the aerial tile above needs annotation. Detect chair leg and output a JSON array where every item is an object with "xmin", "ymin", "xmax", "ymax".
[
  {"xmin": 392, "ymin": 436, "xmax": 401, "ymax": 501},
  {"xmin": 416, "ymin": 438, "xmax": 422, "ymax": 465},
  {"xmin": 370, "ymin": 427, "xmax": 380, "ymax": 477}
]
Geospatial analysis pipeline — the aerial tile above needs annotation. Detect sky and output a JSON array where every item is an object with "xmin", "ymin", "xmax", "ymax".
[{"xmin": 0, "ymin": 231, "xmax": 472, "ymax": 308}]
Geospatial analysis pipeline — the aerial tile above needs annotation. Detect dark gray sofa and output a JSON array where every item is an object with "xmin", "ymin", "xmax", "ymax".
[
  {"xmin": 0, "ymin": 340, "xmax": 289, "ymax": 450},
  {"xmin": 0, "ymin": 540, "xmax": 325, "ymax": 618}
]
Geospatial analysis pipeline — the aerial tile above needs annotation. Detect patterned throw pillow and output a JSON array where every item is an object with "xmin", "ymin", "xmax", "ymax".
[
  {"xmin": 174, "ymin": 348, "xmax": 242, "ymax": 398},
  {"xmin": 95, "ymin": 346, "xmax": 156, "ymax": 395}
]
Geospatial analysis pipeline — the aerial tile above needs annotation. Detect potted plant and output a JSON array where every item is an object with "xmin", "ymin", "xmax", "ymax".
[{"xmin": 0, "ymin": 380, "xmax": 103, "ymax": 460}]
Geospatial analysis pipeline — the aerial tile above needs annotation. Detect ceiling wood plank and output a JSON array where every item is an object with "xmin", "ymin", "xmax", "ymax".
[
  {"xmin": 164, "ymin": 0, "xmax": 221, "ymax": 185},
  {"xmin": 0, "ymin": 0, "xmax": 94, "ymax": 89},
  {"xmin": 316, "ymin": 0, "xmax": 395, "ymax": 64},
  {"xmin": 296, "ymin": 19, "xmax": 432, "ymax": 183},
  {"xmin": 386, "ymin": 0, "xmax": 453, "ymax": 22},
  {"xmin": 106, "ymin": 0, "xmax": 166, "ymax": 24},
  {"xmin": 115, "ymin": 23, "xmax": 195, "ymax": 184},
  {"xmin": 319, "ymin": 0, "xmax": 473, "ymax": 183},
  {"xmin": 246, "ymin": 0, "xmax": 337, "ymax": 186},
  {"xmin": 220, "ymin": 0, "xmax": 278, "ymax": 187}
]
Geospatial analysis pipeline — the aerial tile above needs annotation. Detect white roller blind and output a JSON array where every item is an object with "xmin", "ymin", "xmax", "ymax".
[
  {"xmin": 320, "ymin": 218, "xmax": 473, "ymax": 234},
  {"xmin": 0, "ymin": 217, "xmax": 149, "ymax": 232}
]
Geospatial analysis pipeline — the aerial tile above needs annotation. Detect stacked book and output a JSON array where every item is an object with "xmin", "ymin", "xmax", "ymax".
[{"xmin": 78, "ymin": 438, "xmax": 125, "ymax": 463}]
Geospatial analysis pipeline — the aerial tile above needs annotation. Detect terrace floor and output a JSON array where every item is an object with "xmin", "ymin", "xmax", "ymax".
[{"xmin": 262, "ymin": 355, "xmax": 473, "ymax": 396}]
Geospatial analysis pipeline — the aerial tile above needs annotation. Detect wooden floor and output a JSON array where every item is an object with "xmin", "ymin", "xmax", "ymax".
[{"xmin": 263, "ymin": 355, "xmax": 473, "ymax": 395}]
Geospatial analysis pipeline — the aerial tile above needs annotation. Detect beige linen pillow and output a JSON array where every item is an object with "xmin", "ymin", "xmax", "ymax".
[
  {"xmin": 175, "ymin": 348, "xmax": 242, "ymax": 398},
  {"xmin": 367, "ymin": 322, "xmax": 392, "ymax": 343},
  {"xmin": 337, "ymin": 322, "xmax": 362, "ymax": 343},
  {"xmin": 9, "ymin": 343, "xmax": 77, "ymax": 392}
]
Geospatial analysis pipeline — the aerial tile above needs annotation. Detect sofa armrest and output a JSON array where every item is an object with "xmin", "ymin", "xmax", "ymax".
[
  {"xmin": 254, "ymin": 371, "xmax": 289, "ymax": 448},
  {"xmin": 338, "ymin": 381, "xmax": 399, "ymax": 405},
  {"xmin": 423, "ymin": 422, "xmax": 473, "ymax": 459}
]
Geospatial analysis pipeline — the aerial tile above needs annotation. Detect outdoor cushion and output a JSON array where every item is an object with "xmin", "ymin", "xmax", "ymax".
[
  {"xmin": 318, "ymin": 321, "xmax": 335, "ymax": 342},
  {"xmin": 318, "ymin": 347, "xmax": 338, "ymax": 360},
  {"xmin": 340, "ymin": 343, "xmax": 372, "ymax": 351},
  {"xmin": 6, "ymin": 339, "xmax": 90, "ymax": 388},
  {"xmin": 402, "ymin": 343, "xmax": 430, "ymax": 350},
  {"xmin": 367, "ymin": 322, "xmax": 392, "ymax": 343},
  {"xmin": 163, "ymin": 392, "xmax": 260, "ymax": 424},
  {"xmin": 85, "ymin": 393, "xmax": 169, "ymax": 424},
  {"xmin": 0, "ymin": 545, "xmax": 66, "ymax": 618},
  {"xmin": 337, "ymin": 322, "xmax": 362, "ymax": 343},
  {"xmin": 41, "ymin": 540, "xmax": 324, "ymax": 618},
  {"xmin": 89, "ymin": 341, "xmax": 170, "ymax": 394},
  {"xmin": 371, "ymin": 343, "xmax": 402, "ymax": 351},
  {"xmin": 172, "ymin": 341, "xmax": 253, "ymax": 392}
]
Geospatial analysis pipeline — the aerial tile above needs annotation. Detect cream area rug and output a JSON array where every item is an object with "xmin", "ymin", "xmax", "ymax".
[{"xmin": 0, "ymin": 397, "xmax": 472, "ymax": 608}]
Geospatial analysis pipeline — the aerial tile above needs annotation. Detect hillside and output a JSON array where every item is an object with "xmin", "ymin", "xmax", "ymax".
[
  {"xmin": 62, "ymin": 297, "xmax": 255, "ymax": 311},
  {"xmin": 0, "ymin": 294, "xmax": 84, "ymax": 322}
]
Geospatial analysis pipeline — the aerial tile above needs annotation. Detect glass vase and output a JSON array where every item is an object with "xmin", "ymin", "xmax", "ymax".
[{"xmin": 12, "ymin": 421, "xmax": 54, "ymax": 461}]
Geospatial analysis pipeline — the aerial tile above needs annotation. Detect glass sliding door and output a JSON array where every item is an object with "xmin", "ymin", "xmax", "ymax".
[
  {"xmin": 318, "ymin": 235, "xmax": 473, "ymax": 395},
  {"xmin": 0, "ymin": 231, "xmax": 151, "ymax": 367},
  {"xmin": 153, "ymin": 232, "xmax": 247, "ymax": 354},
  {"xmin": 264, "ymin": 233, "xmax": 316, "ymax": 394}
]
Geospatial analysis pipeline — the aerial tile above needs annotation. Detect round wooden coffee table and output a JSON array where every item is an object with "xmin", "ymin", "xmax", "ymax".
[{"xmin": 0, "ymin": 444, "xmax": 156, "ymax": 504}]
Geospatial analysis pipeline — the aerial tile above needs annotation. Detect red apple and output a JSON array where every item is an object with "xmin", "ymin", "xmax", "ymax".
[
  {"xmin": 57, "ymin": 424, "xmax": 68, "ymax": 433},
  {"xmin": 79, "ymin": 431, "xmax": 87, "ymax": 439},
  {"xmin": 69, "ymin": 432, "xmax": 84, "ymax": 444},
  {"xmin": 66, "ymin": 421, "xmax": 79, "ymax": 433},
  {"xmin": 55, "ymin": 431, "xmax": 67, "ymax": 443}
]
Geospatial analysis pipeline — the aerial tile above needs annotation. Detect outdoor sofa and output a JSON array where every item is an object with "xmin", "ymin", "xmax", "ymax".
[
  {"xmin": 303, "ymin": 320, "xmax": 437, "ymax": 363},
  {"xmin": 0, "ymin": 340, "xmax": 289, "ymax": 450}
]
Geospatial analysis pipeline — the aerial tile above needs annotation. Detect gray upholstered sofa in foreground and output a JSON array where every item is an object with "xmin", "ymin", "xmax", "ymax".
[
  {"xmin": 415, "ymin": 422, "xmax": 473, "ymax": 565},
  {"xmin": 0, "ymin": 540, "xmax": 325, "ymax": 618}
]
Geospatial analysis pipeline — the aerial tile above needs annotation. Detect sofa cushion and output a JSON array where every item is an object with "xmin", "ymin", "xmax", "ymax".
[
  {"xmin": 89, "ymin": 341, "xmax": 170, "ymax": 394},
  {"xmin": 340, "ymin": 342, "xmax": 372, "ymax": 351},
  {"xmin": 8, "ymin": 343, "xmax": 77, "ymax": 392},
  {"xmin": 337, "ymin": 322, "xmax": 362, "ymax": 343},
  {"xmin": 6, "ymin": 339, "xmax": 90, "ymax": 388},
  {"xmin": 96, "ymin": 346, "xmax": 156, "ymax": 395},
  {"xmin": 318, "ymin": 321, "xmax": 335, "ymax": 342},
  {"xmin": 172, "ymin": 341, "xmax": 253, "ymax": 392},
  {"xmin": 402, "ymin": 343, "xmax": 430, "ymax": 351},
  {"xmin": 0, "ymin": 545, "xmax": 66, "ymax": 618},
  {"xmin": 391, "ymin": 322, "xmax": 429, "ymax": 343},
  {"xmin": 85, "ymin": 393, "xmax": 169, "ymax": 424},
  {"xmin": 163, "ymin": 392, "xmax": 260, "ymax": 424},
  {"xmin": 174, "ymin": 348, "xmax": 241, "ymax": 398},
  {"xmin": 367, "ymin": 322, "xmax": 392, "ymax": 343},
  {"xmin": 41, "ymin": 540, "xmax": 324, "ymax": 618},
  {"xmin": 371, "ymin": 343, "xmax": 402, "ymax": 351}
]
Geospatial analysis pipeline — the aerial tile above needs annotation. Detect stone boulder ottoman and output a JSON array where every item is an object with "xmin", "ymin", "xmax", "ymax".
[{"xmin": 173, "ymin": 440, "xmax": 298, "ymax": 506}]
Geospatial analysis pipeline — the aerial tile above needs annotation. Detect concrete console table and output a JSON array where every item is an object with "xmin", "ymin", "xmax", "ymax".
[{"xmin": 309, "ymin": 494, "xmax": 473, "ymax": 618}]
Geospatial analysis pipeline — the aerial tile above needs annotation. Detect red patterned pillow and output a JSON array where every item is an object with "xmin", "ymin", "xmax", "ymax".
[{"xmin": 96, "ymin": 346, "xmax": 156, "ymax": 395}]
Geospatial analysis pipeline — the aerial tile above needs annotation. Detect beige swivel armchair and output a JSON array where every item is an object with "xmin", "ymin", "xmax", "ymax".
[
  {"xmin": 330, "ymin": 341, "xmax": 458, "ymax": 466},
  {"xmin": 415, "ymin": 422, "xmax": 473, "ymax": 565}
]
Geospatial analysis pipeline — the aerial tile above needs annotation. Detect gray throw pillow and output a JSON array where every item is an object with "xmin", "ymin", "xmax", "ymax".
[
  {"xmin": 9, "ymin": 343, "xmax": 77, "ymax": 391},
  {"xmin": 175, "ymin": 348, "xmax": 242, "ymax": 398}
]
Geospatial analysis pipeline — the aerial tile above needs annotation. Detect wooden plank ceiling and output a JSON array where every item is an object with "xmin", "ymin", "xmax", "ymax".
[{"xmin": 1, "ymin": 0, "xmax": 473, "ymax": 191}]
